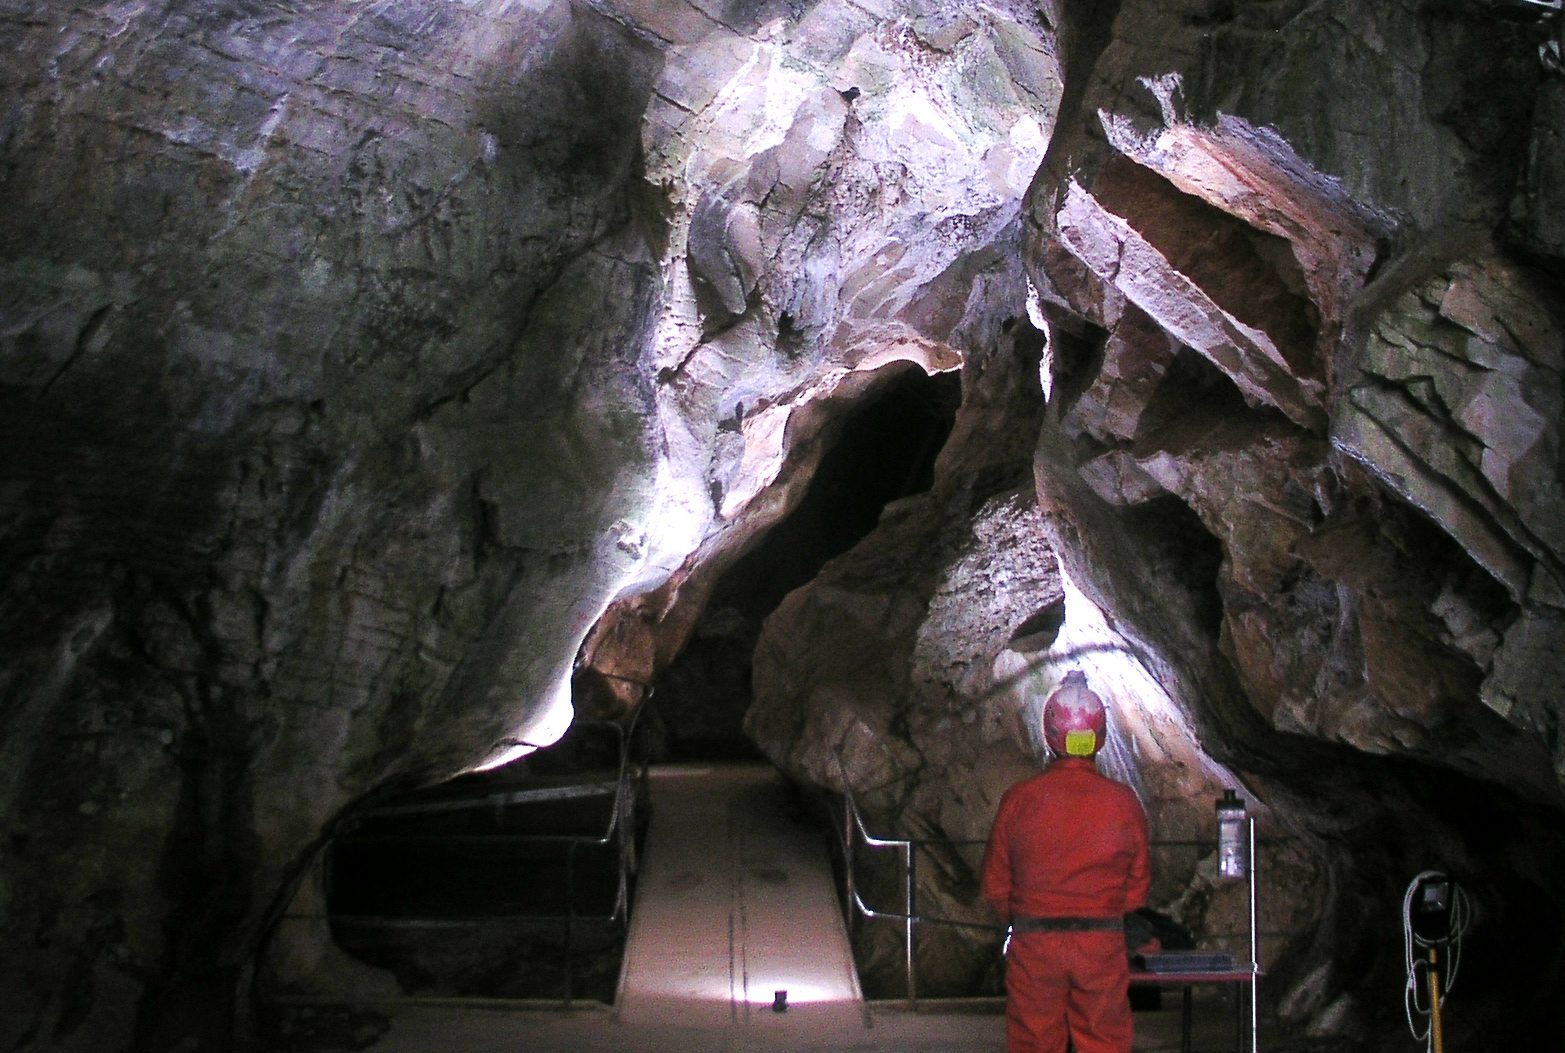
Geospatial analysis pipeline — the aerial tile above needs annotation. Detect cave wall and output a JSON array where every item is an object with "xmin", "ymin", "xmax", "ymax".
[
  {"xmin": 1016, "ymin": 0, "xmax": 1565, "ymax": 1043},
  {"xmin": 1, "ymin": 0, "xmax": 1563, "ymax": 1049},
  {"xmin": 0, "ymin": 0, "xmax": 1063, "ymax": 1048},
  {"xmin": 1, "ymin": 3, "xmax": 673, "ymax": 1046},
  {"xmin": 749, "ymin": 0, "xmax": 1565, "ymax": 1042}
]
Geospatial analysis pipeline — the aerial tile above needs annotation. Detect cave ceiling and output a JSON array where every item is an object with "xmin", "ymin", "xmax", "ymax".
[{"xmin": 1, "ymin": 0, "xmax": 1564, "ymax": 1049}]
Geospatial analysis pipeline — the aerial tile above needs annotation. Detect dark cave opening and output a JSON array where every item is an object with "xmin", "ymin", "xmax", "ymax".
[
  {"xmin": 650, "ymin": 365, "xmax": 962, "ymax": 761},
  {"xmin": 722, "ymin": 364, "xmax": 962, "ymax": 618}
]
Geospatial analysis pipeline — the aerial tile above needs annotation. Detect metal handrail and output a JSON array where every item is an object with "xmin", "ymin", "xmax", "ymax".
[
  {"xmin": 294, "ymin": 697, "xmax": 652, "ymax": 1007},
  {"xmin": 842, "ymin": 795, "xmax": 1001, "ymax": 930},
  {"xmin": 836, "ymin": 753, "xmax": 1266, "ymax": 1020},
  {"xmin": 834, "ymin": 754, "xmax": 1004, "ymax": 1006}
]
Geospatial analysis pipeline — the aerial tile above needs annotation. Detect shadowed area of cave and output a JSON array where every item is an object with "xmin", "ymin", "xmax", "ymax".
[
  {"xmin": 652, "ymin": 367, "xmax": 960, "ymax": 760},
  {"xmin": 315, "ymin": 368, "xmax": 960, "ymax": 1005},
  {"xmin": 3, "ymin": 1, "xmax": 1565, "ymax": 1051},
  {"xmin": 318, "ymin": 716, "xmax": 647, "ymax": 1008}
]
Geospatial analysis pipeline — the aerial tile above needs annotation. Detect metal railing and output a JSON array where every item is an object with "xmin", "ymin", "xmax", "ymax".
[
  {"xmin": 835, "ymin": 758, "xmax": 1002, "ymax": 1006},
  {"xmin": 837, "ymin": 760, "xmax": 1264, "ymax": 1028},
  {"xmin": 277, "ymin": 700, "xmax": 651, "ymax": 1007}
]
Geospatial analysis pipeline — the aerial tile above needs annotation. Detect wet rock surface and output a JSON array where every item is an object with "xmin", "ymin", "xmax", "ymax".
[{"xmin": 0, "ymin": 0, "xmax": 1563, "ymax": 1050}]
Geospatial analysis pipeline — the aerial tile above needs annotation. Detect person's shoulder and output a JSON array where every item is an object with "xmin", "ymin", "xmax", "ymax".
[
  {"xmin": 998, "ymin": 770, "xmax": 1050, "ymax": 803},
  {"xmin": 1101, "ymin": 775, "xmax": 1148, "ymax": 815}
]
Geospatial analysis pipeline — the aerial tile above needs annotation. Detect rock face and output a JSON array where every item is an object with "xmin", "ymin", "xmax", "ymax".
[
  {"xmin": 0, "ymin": 0, "xmax": 1562, "ymax": 1050},
  {"xmin": 3, "ymin": 3, "xmax": 671, "ymax": 1046},
  {"xmin": 1015, "ymin": 0, "xmax": 1565, "ymax": 1042},
  {"xmin": 0, "ymin": 0, "xmax": 1058, "ymax": 1048}
]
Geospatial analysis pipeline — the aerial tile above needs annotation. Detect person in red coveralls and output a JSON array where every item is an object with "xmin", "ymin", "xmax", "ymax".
[{"xmin": 981, "ymin": 671, "xmax": 1150, "ymax": 1053}]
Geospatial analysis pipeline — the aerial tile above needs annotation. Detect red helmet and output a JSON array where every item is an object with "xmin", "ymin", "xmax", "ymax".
[{"xmin": 1042, "ymin": 671, "xmax": 1107, "ymax": 758}]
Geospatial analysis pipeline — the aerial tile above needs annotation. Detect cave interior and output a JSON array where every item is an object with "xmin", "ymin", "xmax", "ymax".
[{"xmin": 2, "ymin": 1, "xmax": 1565, "ymax": 1051}]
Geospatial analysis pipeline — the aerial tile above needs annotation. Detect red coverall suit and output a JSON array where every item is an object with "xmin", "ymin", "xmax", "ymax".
[{"xmin": 981, "ymin": 757, "xmax": 1151, "ymax": 1053}]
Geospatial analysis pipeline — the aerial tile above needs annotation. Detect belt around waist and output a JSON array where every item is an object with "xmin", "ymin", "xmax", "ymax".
[{"xmin": 1011, "ymin": 915, "xmax": 1124, "ymax": 933}]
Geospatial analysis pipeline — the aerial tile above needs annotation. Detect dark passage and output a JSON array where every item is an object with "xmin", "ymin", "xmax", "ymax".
[{"xmin": 652, "ymin": 366, "xmax": 961, "ymax": 760}]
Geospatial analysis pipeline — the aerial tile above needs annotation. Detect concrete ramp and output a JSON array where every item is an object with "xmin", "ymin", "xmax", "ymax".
[{"xmin": 615, "ymin": 763, "xmax": 866, "ymax": 1034}]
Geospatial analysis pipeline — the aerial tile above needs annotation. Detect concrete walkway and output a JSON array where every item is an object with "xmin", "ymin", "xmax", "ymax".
[
  {"xmin": 355, "ymin": 763, "xmax": 1260, "ymax": 1052},
  {"xmin": 363, "ymin": 763, "xmax": 1006, "ymax": 1051},
  {"xmin": 616, "ymin": 763, "xmax": 863, "ymax": 1029}
]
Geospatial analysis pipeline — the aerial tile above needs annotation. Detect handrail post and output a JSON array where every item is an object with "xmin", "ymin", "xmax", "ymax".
[
  {"xmin": 905, "ymin": 841, "xmax": 917, "ymax": 1007},
  {"xmin": 614, "ymin": 729, "xmax": 633, "ymax": 921},
  {"xmin": 843, "ymin": 789, "xmax": 856, "ymax": 931},
  {"xmin": 1248, "ymin": 816, "xmax": 1260, "ymax": 1052}
]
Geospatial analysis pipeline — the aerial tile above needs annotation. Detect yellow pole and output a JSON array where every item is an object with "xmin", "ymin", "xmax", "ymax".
[{"xmin": 1427, "ymin": 946, "xmax": 1445, "ymax": 1053}]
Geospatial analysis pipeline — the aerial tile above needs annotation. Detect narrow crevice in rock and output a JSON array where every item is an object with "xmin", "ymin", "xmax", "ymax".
[
  {"xmin": 652, "ymin": 367, "xmax": 960, "ymax": 761},
  {"xmin": 1121, "ymin": 494, "xmax": 1226, "ymax": 636}
]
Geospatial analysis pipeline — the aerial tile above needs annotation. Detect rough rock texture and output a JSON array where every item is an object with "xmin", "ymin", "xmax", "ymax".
[
  {"xmin": 1019, "ymin": 0, "xmax": 1565, "ymax": 1044},
  {"xmin": 2, "ymin": 2, "xmax": 672, "ymax": 1046},
  {"xmin": 745, "ymin": 319, "xmax": 1303, "ymax": 995},
  {"xmin": 0, "ymin": 0, "xmax": 1061, "ymax": 1048},
  {"xmin": 1, "ymin": 0, "xmax": 1563, "ymax": 1050}
]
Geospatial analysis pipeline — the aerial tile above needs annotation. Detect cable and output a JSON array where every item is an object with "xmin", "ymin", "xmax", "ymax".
[{"xmin": 1402, "ymin": 871, "xmax": 1471, "ymax": 1051}]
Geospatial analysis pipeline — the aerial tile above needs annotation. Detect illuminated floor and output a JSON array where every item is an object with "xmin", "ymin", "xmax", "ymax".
[
  {"xmin": 616, "ymin": 763, "xmax": 862, "ymax": 1028},
  {"xmin": 362, "ymin": 763, "xmax": 1011, "ymax": 1050}
]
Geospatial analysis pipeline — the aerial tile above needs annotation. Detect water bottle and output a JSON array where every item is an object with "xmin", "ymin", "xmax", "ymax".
[{"xmin": 1217, "ymin": 789, "xmax": 1246, "ymax": 880}]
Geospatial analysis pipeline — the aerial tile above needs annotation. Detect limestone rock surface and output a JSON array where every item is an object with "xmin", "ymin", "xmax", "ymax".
[
  {"xmin": 0, "ymin": 0, "xmax": 1063, "ymax": 1047},
  {"xmin": 1, "ymin": 0, "xmax": 1563, "ymax": 1049},
  {"xmin": 1021, "ymin": 0, "xmax": 1565, "ymax": 1042}
]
